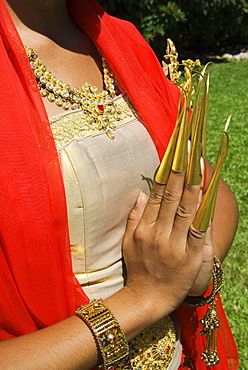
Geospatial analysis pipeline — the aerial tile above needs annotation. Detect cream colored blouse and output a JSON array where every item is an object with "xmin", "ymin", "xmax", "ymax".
[{"xmin": 50, "ymin": 95, "xmax": 160, "ymax": 300}]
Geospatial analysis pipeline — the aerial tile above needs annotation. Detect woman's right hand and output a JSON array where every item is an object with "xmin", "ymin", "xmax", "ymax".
[{"xmin": 122, "ymin": 169, "xmax": 210, "ymax": 321}]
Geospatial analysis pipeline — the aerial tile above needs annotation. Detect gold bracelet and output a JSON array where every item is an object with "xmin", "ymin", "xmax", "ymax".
[
  {"xmin": 183, "ymin": 256, "xmax": 224, "ymax": 308},
  {"xmin": 75, "ymin": 299, "xmax": 129, "ymax": 369}
]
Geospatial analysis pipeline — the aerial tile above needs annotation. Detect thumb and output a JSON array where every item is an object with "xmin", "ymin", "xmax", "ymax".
[
  {"xmin": 125, "ymin": 191, "xmax": 147, "ymax": 238},
  {"xmin": 203, "ymin": 223, "xmax": 214, "ymax": 263},
  {"xmin": 201, "ymin": 223, "xmax": 215, "ymax": 287}
]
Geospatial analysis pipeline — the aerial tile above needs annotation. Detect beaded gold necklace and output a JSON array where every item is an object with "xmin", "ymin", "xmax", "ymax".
[{"xmin": 25, "ymin": 46, "xmax": 122, "ymax": 139}]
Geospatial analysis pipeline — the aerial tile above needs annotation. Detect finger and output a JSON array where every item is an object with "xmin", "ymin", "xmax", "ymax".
[
  {"xmin": 186, "ymin": 224, "xmax": 206, "ymax": 257},
  {"xmin": 204, "ymin": 222, "xmax": 212, "ymax": 246},
  {"xmin": 170, "ymin": 183, "xmax": 201, "ymax": 243},
  {"xmin": 142, "ymin": 171, "xmax": 185, "ymax": 227},
  {"xmin": 155, "ymin": 171, "xmax": 186, "ymax": 233},
  {"xmin": 139, "ymin": 181, "xmax": 165, "ymax": 225},
  {"xmin": 202, "ymin": 223, "xmax": 214, "ymax": 263},
  {"xmin": 124, "ymin": 191, "xmax": 148, "ymax": 239}
]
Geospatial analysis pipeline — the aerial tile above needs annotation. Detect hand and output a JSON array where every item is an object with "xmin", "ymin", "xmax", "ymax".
[{"xmin": 122, "ymin": 170, "xmax": 207, "ymax": 320}]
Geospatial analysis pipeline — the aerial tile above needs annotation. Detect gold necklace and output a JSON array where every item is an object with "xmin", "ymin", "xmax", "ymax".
[{"xmin": 25, "ymin": 46, "xmax": 122, "ymax": 139}]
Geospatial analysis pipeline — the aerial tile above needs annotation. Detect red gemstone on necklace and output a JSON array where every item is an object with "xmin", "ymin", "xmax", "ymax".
[{"xmin": 98, "ymin": 105, "xmax": 104, "ymax": 112}]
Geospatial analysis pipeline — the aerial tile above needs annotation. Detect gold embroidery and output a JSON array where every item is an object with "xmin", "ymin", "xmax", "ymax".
[
  {"xmin": 50, "ymin": 95, "xmax": 137, "ymax": 151},
  {"xmin": 96, "ymin": 317, "xmax": 176, "ymax": 369}
]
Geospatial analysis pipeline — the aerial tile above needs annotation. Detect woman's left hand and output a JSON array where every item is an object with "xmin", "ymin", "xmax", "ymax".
[{"xmin": 128, "ymin": 188, "xmax": 215, "ymax": 299}]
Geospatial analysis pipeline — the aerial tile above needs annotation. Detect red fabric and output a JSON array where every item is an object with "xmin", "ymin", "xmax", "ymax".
[
  {"xmin": 0, "ymin": 0, "xmax": 89, "ymax": 339},
  {"xmin": 176, "ymin": 294, "xmax": 239, "ymax": 370},
  {"xmin": 0, "ymin": 0, "xmax": 238, "ymax": 369}
]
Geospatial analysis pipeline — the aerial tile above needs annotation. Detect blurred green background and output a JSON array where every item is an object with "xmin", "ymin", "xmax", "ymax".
[{"xmin": 207, "ymin": 60, "xmax": 248, "ymax": 370}]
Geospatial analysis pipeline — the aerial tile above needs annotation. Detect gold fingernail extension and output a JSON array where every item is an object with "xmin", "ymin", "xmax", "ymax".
[
  {"xmin": 155, "ymin": 97, "xmax": 183, "ymax": 184},
  {"xmin": 193, "ymin": 116, "xmax": 230, "ymax": 232},
  {"xmin": 186, "ymin": 71, "xmax": 209, "ymax": 186}
]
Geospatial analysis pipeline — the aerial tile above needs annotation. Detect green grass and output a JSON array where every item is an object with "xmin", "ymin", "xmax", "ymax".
[{"xmin": 206, "ymin": 60, "xmax": 248, "ymax": 369}]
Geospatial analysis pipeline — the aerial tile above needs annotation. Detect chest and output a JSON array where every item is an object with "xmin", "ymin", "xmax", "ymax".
[{"xmin": 50, "ymin": 95, "xmax": 160, "ymax": 299}]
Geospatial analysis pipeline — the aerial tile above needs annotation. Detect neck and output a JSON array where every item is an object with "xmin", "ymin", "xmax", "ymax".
[{"xmin": 4, "ymin": 0, "xmax": 81, "ymax": 48}]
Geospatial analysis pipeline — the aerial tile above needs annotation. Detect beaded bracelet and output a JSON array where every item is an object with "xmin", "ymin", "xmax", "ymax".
[
  {"xmin": 183, "ymin": 256, "xmax": 224, "ymax": 367},
  {"xmin": 75, "ymin": 299, "xmax": 129, "ymax": 369}
]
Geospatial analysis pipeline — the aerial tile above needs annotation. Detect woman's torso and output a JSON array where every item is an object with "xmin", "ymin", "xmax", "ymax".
[
  {"xmin": 50, "ymin": 94, "xmax": 160, "ymax": 299},
  {"xmin": 50, "ymin": 94, "xmax": 182, "ymax": 370}
]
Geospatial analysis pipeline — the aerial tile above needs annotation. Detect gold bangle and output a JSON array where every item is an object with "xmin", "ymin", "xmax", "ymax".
[
  {"xmin": 183, "ymin": 256, "xmax": 224, "ymax": 308},
  {"xmin": 75, "ymin": 299, "xmax": 129, "ymax": 369}
]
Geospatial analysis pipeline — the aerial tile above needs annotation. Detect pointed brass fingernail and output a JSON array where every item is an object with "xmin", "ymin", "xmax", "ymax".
[
  {"xmin": 171, "ymin": 67, "xmax": 195, "ymax": 173},
  {"xmin": 193, "ymin": 123, "xmax": 229, "ymax": 232},
  {"xmin": 171, "ymin": 108, "xmax": 188, "ymax": 173},
  {"xmin": 186, "ymin": 73, "xmax": 209, "ymax": 185},
  {"xmin": 155, "ymin": 98, "xmax": 183, "ymax": 184}
]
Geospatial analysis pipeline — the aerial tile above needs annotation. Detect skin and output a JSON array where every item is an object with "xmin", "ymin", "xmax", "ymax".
[
  {"xmin": 1, "ymin": 0, "xmax": 239, "ymax": 368},
  {"xmin": 5, "ymin": 0, "xmax": 105, "ymax": 118}
]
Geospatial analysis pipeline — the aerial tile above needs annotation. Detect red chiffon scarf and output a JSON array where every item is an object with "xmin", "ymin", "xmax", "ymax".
[
  {"xmin": 0, "ymin": 0, "xmax": 238, "ymax": 369},
  {"xmin": 0, "ymin": 0, "xmax": 89, "ymax": 339},
  {"xmin": 0, "ymin": 0, "xmax": 179, "ymax": 339}
]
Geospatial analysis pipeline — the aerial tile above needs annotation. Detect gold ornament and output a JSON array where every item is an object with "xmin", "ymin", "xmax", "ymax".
[
  {"xmin": 161, "ymin": 40, "xmax": 230, "ymax": 367},
  {"xmin": 25, "ymin": 46, "xmax": 121, "ymax": 139},
  {"xmin": 76, "ymin": 299, "xmax": 129, "ymax": 369},
  {"xmin": 95, "ymin": 316, "xmax": 176, "ymax": 370}
]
